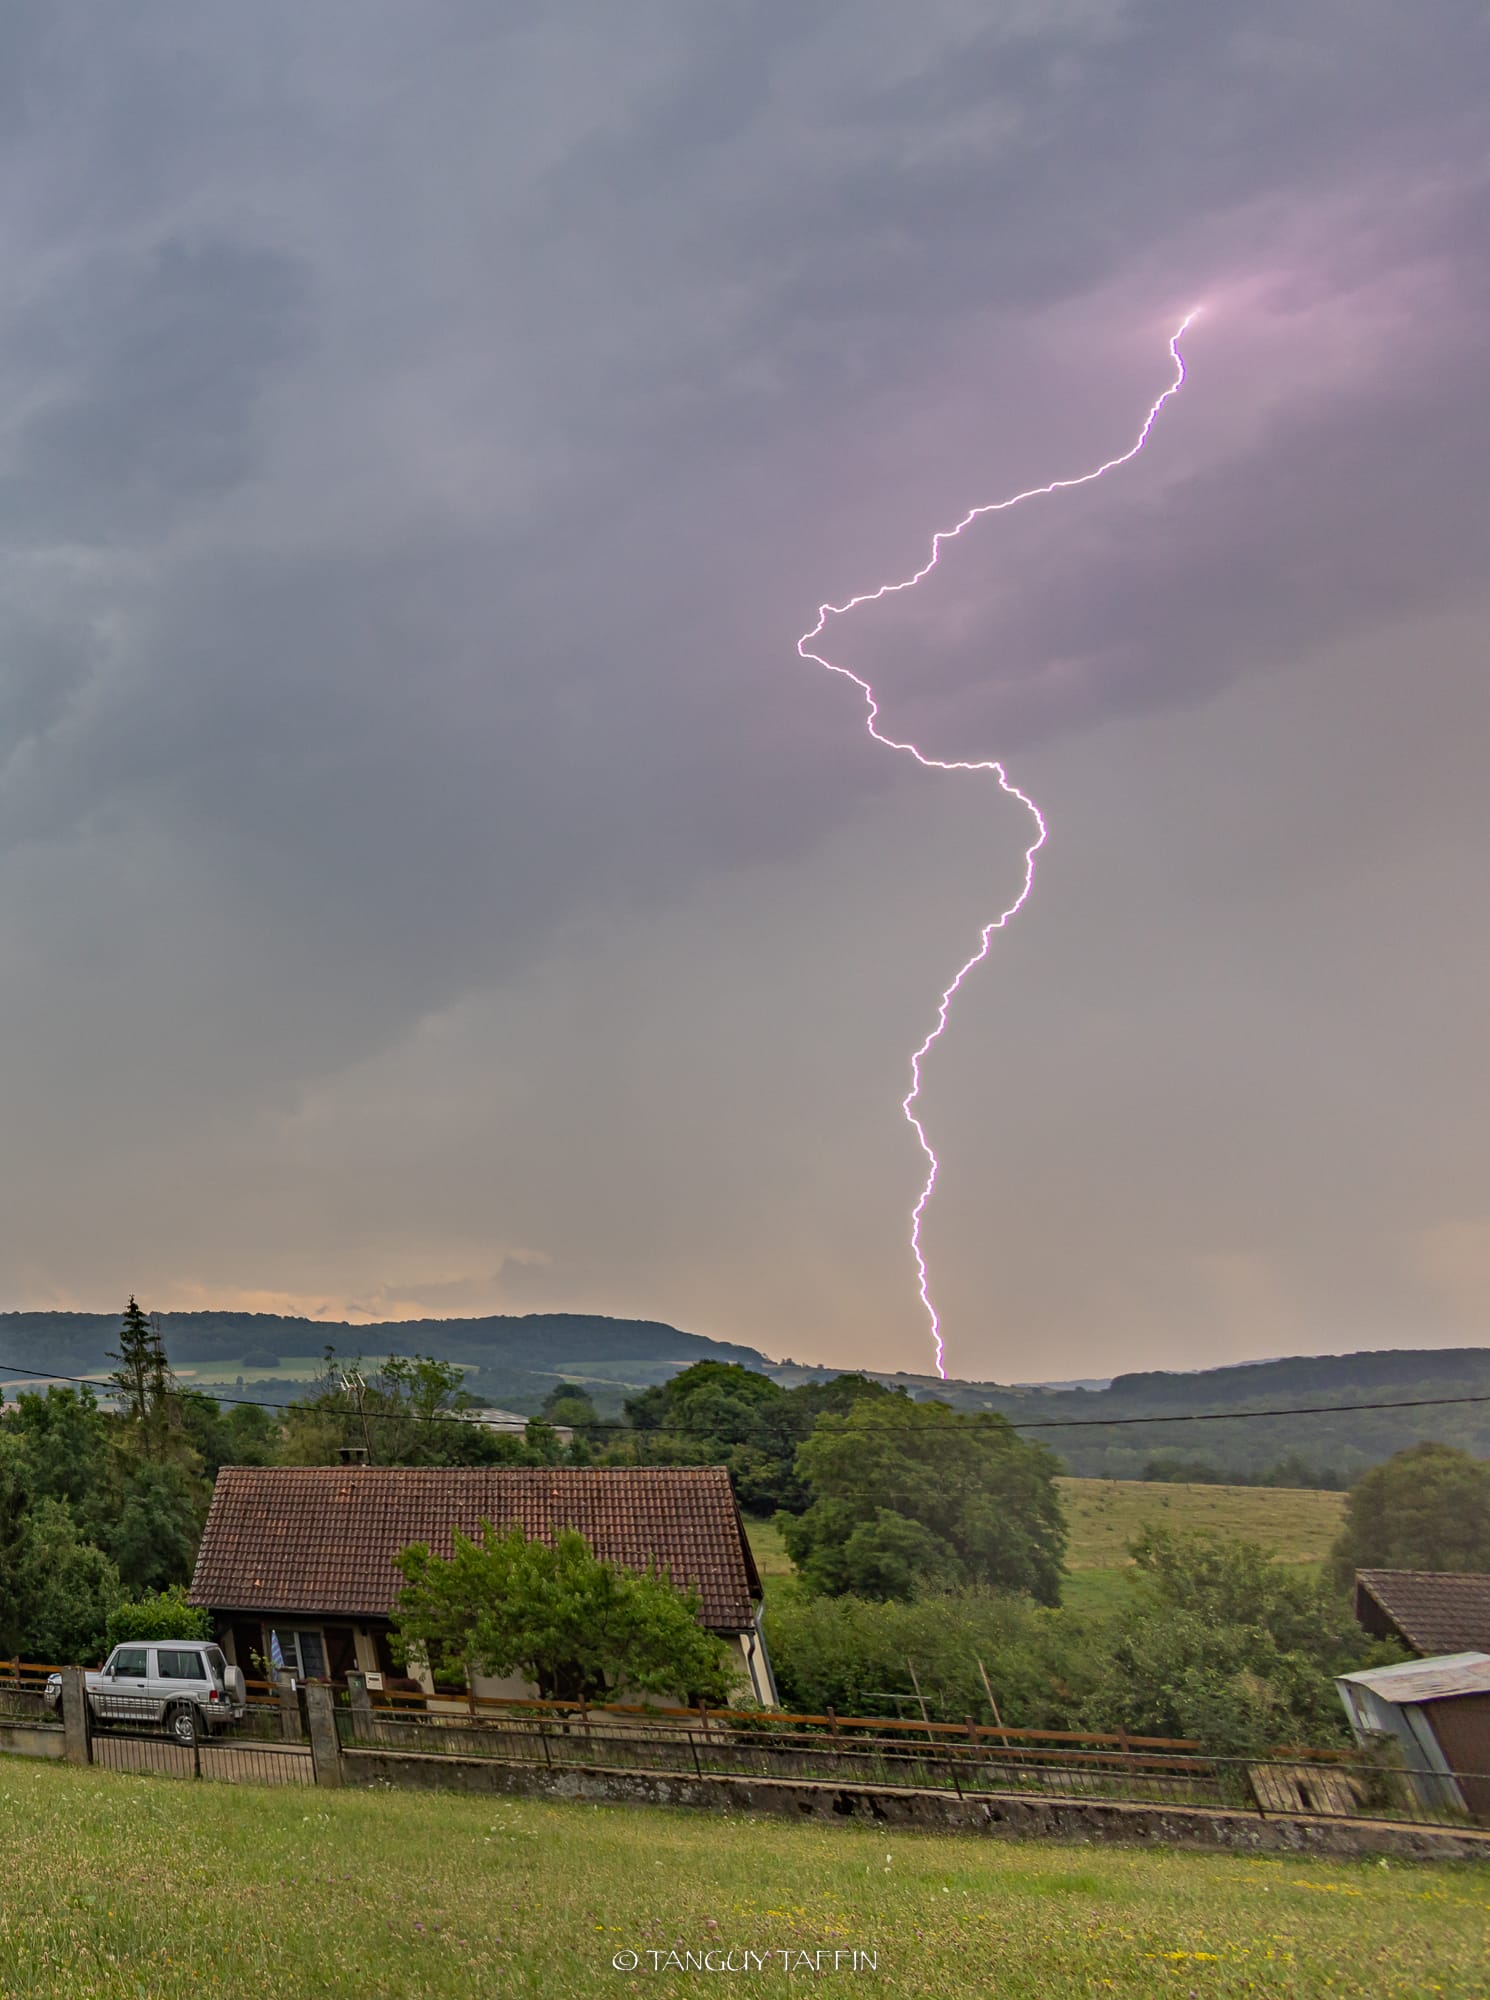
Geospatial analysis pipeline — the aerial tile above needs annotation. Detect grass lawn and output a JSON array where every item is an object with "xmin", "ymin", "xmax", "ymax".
[{"xmin": 0, "ymin": 1761, "xmax": 1485, "ymax": 1998}]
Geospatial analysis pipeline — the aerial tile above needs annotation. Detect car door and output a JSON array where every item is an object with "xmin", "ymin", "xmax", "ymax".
[
  {"xmin": 156, "ymin": 1647, "xmax": 208, "ymax": 1723},
  {"xmin": 101, "ymin": 1645, "xmax": 150, "ymax": 1722}
]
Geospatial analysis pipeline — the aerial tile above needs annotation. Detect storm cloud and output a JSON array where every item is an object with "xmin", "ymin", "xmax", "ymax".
[{"xmin": 1, "ymin": 2, "xmax": 1487, "ymax": 1377}]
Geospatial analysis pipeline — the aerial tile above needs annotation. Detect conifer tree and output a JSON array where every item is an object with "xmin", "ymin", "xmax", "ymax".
[{"xmin": 107, "ymin": 1297, "xmax": 173, "ymax": 1455}]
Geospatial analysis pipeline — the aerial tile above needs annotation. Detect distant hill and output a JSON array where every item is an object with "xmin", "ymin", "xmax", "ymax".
[
  {"xmin": 0, "ymin": 1310, "xmax": 769, "ymax": 1414},
  {"xmin": 767, "ymin": 1347, "xmax": 1490, "ymax": 1483},
  {"xmin": 3, "ymin": 1308, "xmax": 1486, "ymax": 1477}
]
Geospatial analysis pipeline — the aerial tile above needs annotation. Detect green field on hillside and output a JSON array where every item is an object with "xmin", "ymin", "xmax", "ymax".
[
  {"xmin": 747, "ymin": 1480, "xmax": 1347, "ymax": 1614},
  {"xmin": 0, "ymin": 1761, "xmax": 1485, "ymax": 1998},
  {"xmin": 1057, "ymin": 1477, "xmax": 1347, "ymax": 1570},
  {"xmin": 179, "ymin": 1355, "xmax": 347, "ymax": 1384},
  {"xmin": 743, "ymin": 1514, "xmax": 796, "ymax": 1579}
]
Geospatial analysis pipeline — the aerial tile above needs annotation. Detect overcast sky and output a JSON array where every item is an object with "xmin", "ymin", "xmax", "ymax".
[{"xmin": 2, "ymin": 3, "xmax": 1487, "ymax": 1381}]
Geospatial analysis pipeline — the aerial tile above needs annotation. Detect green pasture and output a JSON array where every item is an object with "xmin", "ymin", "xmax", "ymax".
[{"xmin": 1055, "ymin": 1477, "xmax": 1346, "ymax": 1571}]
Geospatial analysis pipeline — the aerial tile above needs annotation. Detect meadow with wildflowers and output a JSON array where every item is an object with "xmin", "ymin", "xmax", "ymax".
[{"xmin": 0, "ymin": 1761, "xmax": 1485, "ymax": 1997}]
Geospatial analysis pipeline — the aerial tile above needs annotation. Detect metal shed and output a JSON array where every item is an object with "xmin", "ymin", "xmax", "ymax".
[{"xmin": 1336, "ymin": 1652, "xmax": 1490, "ymax": 1819}]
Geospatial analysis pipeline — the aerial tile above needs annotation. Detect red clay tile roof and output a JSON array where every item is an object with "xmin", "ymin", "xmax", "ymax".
[
  {"xmin": 189, "ymin": 1465, "xmax": 761, "ymax": 1630},
  {"xmin": 1355, "ymin": 1570, "xmax": 1490, "ymax": 1656}
]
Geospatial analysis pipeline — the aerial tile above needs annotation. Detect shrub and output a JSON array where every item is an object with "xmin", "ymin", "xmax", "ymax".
[
  {"xmin": 763, "ymin": 1585, "xmax": 1104, "ymax": 1727},
  {"xmin": 105, "ymin": 1585, "xmax": 212, "ymax": 1651},
  {"xmin": 1076, "ymin": 1528, "xmax": 1404, "ymax": 1753}
]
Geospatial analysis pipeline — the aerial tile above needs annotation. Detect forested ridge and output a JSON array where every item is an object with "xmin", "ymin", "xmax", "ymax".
[{"xmin": 4, "ymin": 1311, "xmax": 1489, "ymax": 1482}]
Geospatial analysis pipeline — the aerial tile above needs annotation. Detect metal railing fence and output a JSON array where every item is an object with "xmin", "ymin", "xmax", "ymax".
[
  {"xmin": 88, "ymin": 1725, "xmax": 315, "ymax": 1786},
  {"xmin": 0, "ymin": 1661, "xmax": 315, "ymax": 1785},
  {"xmin": 333, "ymin": 1699, "xmax": 1490, "ymax": 1830},
  {"xmin": 6, "ymin": 1662, "xmax": 1485, "ymax": 1826}
]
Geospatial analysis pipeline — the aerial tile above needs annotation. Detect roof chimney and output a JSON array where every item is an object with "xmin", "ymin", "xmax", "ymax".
[{"xmin": 338, "ymin": 1446, "xmax": 369, "ymax": 1467}]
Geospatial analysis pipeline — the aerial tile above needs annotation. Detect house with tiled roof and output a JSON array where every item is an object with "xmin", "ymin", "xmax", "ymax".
[
  {"xmin": 188, "ymin": 1464, "xmax": 776, "ymax": 1705},
  {"xmin": 1353, "ymin": 1569, "xmax": 1490, "ymax": 1657}
]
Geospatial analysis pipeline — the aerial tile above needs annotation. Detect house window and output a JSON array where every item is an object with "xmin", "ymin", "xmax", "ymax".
[{"xmin": 267, "ymin": 1628, "xmax": 328, "ymax": 1680}]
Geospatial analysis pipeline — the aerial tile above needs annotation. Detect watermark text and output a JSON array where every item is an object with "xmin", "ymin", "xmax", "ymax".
[{"xmin": 612, "ymin": 1947, "xmax": 878, "ymax": 1974}]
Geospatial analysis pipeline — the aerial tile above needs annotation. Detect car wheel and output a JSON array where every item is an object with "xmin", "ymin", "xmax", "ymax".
[{"xmin": 167, "ymin": 1703, "xmax": 197, "ymax": 1747}]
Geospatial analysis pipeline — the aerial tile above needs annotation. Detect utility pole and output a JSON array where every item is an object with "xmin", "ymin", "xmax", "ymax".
[{"xmin": 338, "ymin": 1368, "xmax": 376, "ymax": 1464}]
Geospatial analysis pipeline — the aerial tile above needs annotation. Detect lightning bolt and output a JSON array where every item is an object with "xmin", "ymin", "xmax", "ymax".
[{"xmin": 797, "ymin": 310, "xmax": 1199, "ymax": 1379}]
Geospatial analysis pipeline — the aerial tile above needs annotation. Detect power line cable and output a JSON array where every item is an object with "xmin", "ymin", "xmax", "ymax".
[{"xmin": 2, "ymin": 1351, "xmax": 1489, "ymax": 1435}]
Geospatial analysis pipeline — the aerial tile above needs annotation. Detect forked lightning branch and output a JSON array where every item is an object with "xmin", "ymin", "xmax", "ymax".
[{"xmin": 796, "ymin": 311, "xmax": 1199, "ymax": 1378}]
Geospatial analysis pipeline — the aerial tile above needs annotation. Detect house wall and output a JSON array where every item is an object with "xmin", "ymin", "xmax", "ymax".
[
  {"xmin": 739, "ymin": 1617, "xmax": 778, "ymax": 1707},
  {"xmin": 470, "ymin": 1670, "xmax": 541, "ymax": 1701},
  {"xmin": 455, "ymin": 1630, "xmax": 773, "ymax": 1710}
]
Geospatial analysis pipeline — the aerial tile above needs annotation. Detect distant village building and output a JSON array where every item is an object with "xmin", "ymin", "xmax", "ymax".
[{"xmin": 188, "ymin": 1464, "xmax": 775, "ymax": 1704}]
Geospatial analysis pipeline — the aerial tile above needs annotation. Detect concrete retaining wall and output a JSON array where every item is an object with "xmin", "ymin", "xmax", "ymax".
[
  {"xmin": 338, "ymin": 1749, "xmax": 1490, "ymax": 1862},
  {"xmin": 0, "ymin": 1721, "xmax": 64, "ymax": 1762}
]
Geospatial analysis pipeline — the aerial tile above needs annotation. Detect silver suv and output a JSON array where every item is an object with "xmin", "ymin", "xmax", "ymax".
[{"xmin": 46, "ymin": 1642, "xmax": 248, "ymax": 1745}]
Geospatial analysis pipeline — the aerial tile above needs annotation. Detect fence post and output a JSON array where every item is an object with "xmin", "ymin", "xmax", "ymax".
[
  {"xmin": 60, "ymin": 1666, "xmax": 90, "ymax": 1767},
  {"xmin": 303, "ymin": 1681, "xmax": 343, "ymax": 1788},
  {"xmin": 964, "ymin": 1716, "xmax": 981, "ymax": 1793},
  {"xmin": 276, "ymin": 1669, "xmax": 300, "ymax": 1742},
  {"xmin": 946, "ymin": 1736, "xmax": 963, "ymax": 1799},
  {"xmin": 346, "ymin": 1672, "xmax": 372, "ymax": 1745}
]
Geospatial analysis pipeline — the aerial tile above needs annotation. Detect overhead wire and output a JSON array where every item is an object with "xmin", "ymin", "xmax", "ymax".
[{"xmin": 2, "ymin": 1351, "xmax": 1488, "ymax": 1436}]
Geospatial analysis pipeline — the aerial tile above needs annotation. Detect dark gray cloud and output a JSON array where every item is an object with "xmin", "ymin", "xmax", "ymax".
[
  {"xmin": 0, "ymin": 2, "xmax": 1486, "ymax": 1370},
  {"xmin": 0, "ymin": 241, "xmax": 309, "ymax": 544},
  {"xmin": 843, "ymin": 191, "xmax": 1490, "ymax": 756}
]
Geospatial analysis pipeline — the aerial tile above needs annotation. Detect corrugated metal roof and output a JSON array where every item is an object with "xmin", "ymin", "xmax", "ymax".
[{"xmin": 1338, "ymin": 1651, "xmax": 1490, "ymax": 1705}]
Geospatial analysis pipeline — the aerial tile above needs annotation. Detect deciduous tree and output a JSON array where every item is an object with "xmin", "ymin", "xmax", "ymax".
[
  {"xmin": 781, "ymin": 1401, "xmax": 1067, "ymax": 1604},
  {"xmin": 393, "ymin": 1523, "xmax": 733, "ymax": 1704},
  {"xmin": 1329, "ymin": 1442, "xmax": 1490, "ymax": 1584}
]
